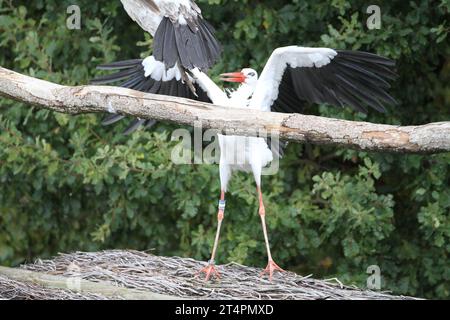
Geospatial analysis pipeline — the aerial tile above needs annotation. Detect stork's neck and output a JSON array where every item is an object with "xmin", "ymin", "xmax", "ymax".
[{"xmin": 229, "ymin": 83, "xmax": 257, "ymax": 106}]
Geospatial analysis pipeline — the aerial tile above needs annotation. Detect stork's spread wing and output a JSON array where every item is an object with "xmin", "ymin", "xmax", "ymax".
[
  {"xmin": 121, "ymin": 0, "xmax": 222, "ymax": 71},
  {"xmin": 94, "ymin": 0, "xmax": 222, "ymax": 134},
  {"xmin": 92, "ymin": 57, "xmax": 211, "ymax": 134},
  {"xmin": 249, "ymin": 47, "xmax": 397, "ymax": 114}
]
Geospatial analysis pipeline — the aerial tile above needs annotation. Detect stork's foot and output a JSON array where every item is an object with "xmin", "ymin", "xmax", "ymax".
[
  {"xmin": 260, "ymin": 260, "xmax": 284, "ymax": 281},
  {"xmin": 197, "ymin": 263, "xmax": 221, "ymax": 281}
]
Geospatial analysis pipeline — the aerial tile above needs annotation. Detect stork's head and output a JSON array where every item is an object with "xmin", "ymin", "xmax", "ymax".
[{"xmin": 220, "ymin": 68, "xmax": 258, "ymax": 86}]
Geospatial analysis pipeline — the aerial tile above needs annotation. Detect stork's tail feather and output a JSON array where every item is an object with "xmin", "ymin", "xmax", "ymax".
[{"xmin": 153, "ymin": 17, "xmax": 222, "ymax": 71}]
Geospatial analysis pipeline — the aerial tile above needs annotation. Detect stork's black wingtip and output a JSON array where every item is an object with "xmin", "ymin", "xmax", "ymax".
[
  {"xmin": 122, "ymin": 130, "xmax": 134, "ymax": 136},
  {"xmin": 102, "ymin": 114, "xmax": 126, "ymax": 126},
  {"xmin": 122, "ymin": 126, "xmax": 138, "ymax": 136}
]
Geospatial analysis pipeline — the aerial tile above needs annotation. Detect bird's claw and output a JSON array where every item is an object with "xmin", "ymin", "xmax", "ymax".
[
  {"xmin": 260, "ymin": 260, "xmax": 284, "ymax": 281},
  {"xmin": 197, "ymin": 263, "xmax": 221, "ymax": 281}
]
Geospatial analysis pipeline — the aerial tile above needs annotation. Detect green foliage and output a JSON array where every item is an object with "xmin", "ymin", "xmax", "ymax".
[{"xmin": 0, "ymin": 0, "xmax": 449, "ymax": 299}]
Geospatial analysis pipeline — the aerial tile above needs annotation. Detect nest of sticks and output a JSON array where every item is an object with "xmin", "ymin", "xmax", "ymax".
[{"xmin": 0, "ymin": 250, "xmax": 418, "ymax": 300}]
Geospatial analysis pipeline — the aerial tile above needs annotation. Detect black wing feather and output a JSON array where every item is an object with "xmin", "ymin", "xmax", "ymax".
[
  {"xmin": 271, "ymin": 50, "xmax": 397, "ymax": 114},
  {"xmin": 123, "ymin": 119, "xmax": 146, "ymax": 135}
]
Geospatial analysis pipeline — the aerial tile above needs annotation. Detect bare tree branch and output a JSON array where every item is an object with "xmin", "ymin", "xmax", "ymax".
[{"xmin": 0, "ymin": 66, "xmax": 449, "ymax": 154}]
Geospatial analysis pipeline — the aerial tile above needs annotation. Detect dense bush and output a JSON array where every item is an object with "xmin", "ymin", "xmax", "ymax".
[{"xmin": 0, "ymin": 0, "xmax": 449, "ymax": 299}]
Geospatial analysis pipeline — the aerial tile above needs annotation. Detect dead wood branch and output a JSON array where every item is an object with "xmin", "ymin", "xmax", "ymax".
[{"xmin": 0, "ymin": 66, "xmax": 449, "ymax": 154}]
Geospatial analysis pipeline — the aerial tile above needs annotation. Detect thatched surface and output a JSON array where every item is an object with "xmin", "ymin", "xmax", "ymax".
[
  {"xmin": 0, "ymin": 275, "xmax": 110, "ymax": 300},
  {"xmin": 0, "ymin": 250, "xmax": 418, "ymax": 300}
]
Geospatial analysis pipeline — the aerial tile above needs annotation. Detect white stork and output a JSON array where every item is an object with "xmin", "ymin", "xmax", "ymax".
[
  {"xmin": 93, "ymin": 1, "xmax": 397, "ymax": 281},
  {"xmin": 190, "ymin": 46, "xmax": 397, "ymax": 280}
]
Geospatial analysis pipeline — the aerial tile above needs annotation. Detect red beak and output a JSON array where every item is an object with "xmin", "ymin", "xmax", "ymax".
[{"xmin": 220, "ymin": 71, "xmax": 246, "ymax": 83}]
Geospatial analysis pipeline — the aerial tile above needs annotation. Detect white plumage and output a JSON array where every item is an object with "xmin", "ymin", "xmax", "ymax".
[
  {"xmin": 142, "ymin": 56, "xmax": 183, "ymax": 81},
  {"xmin": 191, "ymin": 68, "xmax": 274, "ymax": 191},
  {"xmin": 218, "ymin": 135, "xmax": 273, "ymax": 190}
]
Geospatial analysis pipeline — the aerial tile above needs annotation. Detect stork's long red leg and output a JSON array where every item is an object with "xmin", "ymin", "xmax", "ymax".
[
  {"xmin": 257, "ymin": 187, "xmax": 284, "ymax": 281},
  {"xmin": 198, "ymin": 190, "xmax": 225, "ymax": 281}
]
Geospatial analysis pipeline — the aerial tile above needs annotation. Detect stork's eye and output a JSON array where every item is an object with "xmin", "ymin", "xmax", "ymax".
[{"xmin": 248, "ymin": 72, "xmax": 255, "ymax": 77}]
